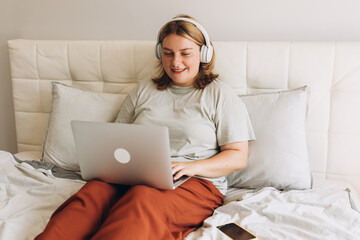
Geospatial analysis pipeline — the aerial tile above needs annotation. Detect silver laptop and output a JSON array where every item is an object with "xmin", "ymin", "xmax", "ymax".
[{"xmin": 71, "ymin": 120, "xmax": 190, "ymax": 190}]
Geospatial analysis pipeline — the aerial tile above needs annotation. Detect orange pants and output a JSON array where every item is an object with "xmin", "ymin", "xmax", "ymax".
[{"xmin": 35, "ymin": 177, "xmax": 224, "ymax": 240}]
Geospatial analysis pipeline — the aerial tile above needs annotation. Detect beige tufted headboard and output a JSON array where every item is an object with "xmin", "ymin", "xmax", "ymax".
[{"xmin": 8, "ymin": 39, "xmax": 360, "ymax": 193}]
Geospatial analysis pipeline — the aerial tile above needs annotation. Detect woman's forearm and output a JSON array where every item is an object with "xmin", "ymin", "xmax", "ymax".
[
  {"xmin": 172, "ymin": 141, "xmax": 249, "ymax": 179},
  {"xmin": 192, "ymin": 148, "xmax": 247, "ymax": 178}
]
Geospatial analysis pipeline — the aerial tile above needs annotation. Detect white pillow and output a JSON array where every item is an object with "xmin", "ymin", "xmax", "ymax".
[
  {"xmin": 42, "ymin": 82, "xmax": 126, "ymax": 171},
  {"xmin": 227, "ymin": 86, "xmax": 312, "ymax": 190}
]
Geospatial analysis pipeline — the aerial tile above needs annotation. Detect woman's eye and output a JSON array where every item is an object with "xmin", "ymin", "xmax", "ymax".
[
  {"xmin": 163, "ymin": 52, "xmax": 173, "ymax": 56},
  {"xmin": 182, "ymin": 52, "xmax": 191, "ymax": 56}
]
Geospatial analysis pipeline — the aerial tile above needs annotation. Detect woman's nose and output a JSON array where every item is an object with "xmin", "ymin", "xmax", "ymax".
[{"xmin": 171, "ymin": 54, "xmax": 181, "ymax": 66}]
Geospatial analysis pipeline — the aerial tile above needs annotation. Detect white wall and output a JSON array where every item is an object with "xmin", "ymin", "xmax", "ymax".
[{"xmin": 1, "ymin": 0, "xmax": 360, "ymax": 153}]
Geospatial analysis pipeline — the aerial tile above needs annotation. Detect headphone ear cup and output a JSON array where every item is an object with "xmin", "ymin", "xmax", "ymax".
[
  {"xmin": 200, "ymin": 45, "xmax": 206, "ymax": 63},
  {"xmin": 155, "ymin": 43, "xmax": 162, "ymax": 60},
  {"xmin": 200, "ymin": 45, "xmax": 213, "ymax": 63}
]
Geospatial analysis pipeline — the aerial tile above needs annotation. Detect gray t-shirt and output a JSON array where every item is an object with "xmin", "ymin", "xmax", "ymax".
[{"xmin": 116, "ymin": 79, "xmax": 255, "ymax": 195}]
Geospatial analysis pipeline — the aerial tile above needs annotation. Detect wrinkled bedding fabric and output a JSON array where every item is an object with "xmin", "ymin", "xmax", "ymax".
[
  {"xmin": 12, "ymin": 155, "xmax": 83, "ymax": 181},
  {"xmin": 186, "ymin": 187, "xmax": 360, "ymax": 240},
  {"xmin": 0, "ymin": 151, "xmax": 85, "ymax": 240}
]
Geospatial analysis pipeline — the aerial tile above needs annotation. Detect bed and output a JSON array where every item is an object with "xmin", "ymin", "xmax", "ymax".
[{"xmin": 1, "ymin": 39, "xmax": 360, "ymax": 239}]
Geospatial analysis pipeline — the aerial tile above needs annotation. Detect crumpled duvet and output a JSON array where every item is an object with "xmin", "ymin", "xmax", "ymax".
[
  {"xmin": 186, "ymin": 187, "xmax": 360, "ymax": 240},
  {"xmin": 0, "ymin": 151, "xmax": 85, "ymax": 240}
]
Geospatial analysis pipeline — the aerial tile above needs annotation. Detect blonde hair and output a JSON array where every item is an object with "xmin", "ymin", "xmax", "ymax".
[{"xmin": 152, "ymin": 14, "xmax": 218, "ymax": 90}]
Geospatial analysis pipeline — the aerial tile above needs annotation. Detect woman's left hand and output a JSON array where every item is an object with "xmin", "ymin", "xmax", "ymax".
[{"xmin": 171, "ymin": 161, "xmax": 199, "ymax": 181}]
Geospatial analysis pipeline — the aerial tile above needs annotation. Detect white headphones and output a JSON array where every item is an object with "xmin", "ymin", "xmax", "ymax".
[{"xmin": 155, "ymin": 17, "xmax": 214, "ymax": 63}]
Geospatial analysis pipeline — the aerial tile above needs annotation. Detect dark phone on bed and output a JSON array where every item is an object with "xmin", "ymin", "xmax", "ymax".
[{"xmin": 217, "ymin": 223, "xmax": 257, "ymax": 240}]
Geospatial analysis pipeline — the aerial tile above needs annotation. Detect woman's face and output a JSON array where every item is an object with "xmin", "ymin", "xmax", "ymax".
[{"xmin": 161, "ymin": 34, "xmax": 201, "ymax": 87}]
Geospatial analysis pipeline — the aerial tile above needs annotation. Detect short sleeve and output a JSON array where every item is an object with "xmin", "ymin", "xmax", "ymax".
[{"xmin": 214, "ymin": 84, "xmax": 255, "ymax": 146}]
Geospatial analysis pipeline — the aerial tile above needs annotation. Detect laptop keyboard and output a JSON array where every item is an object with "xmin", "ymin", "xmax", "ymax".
[{"xmin": 173, "ymin": 175, "xmax": 189, "ymax": 184}]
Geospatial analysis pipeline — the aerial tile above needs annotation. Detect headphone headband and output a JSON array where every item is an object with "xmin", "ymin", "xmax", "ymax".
[{"xmin": 155, "ymin": 17, "xmax": 213, "ymax": 63}]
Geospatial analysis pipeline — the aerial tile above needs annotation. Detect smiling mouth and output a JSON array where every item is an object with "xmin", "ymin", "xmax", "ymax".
[{"xmin": 172, "ymin": 68, "xmax": 186, "ymax": 74}]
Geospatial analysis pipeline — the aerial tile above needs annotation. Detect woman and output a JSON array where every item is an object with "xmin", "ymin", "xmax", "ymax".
[{"xmin": 36, "ymin": 14, "xmax": 255, "ymax": 240}]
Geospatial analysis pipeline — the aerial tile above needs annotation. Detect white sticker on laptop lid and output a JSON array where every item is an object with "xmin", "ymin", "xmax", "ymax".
[{"xmin": 114, "ymin": 148, "xmax": 131, "ymax": 164}]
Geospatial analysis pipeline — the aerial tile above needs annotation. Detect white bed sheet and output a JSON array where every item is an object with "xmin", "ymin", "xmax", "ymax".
[
  {"xmin": 1, "ymin": 150, "xmax": 360, "ymax": 240},
  {"xmin": 0, "ymin": 151, "xmax": 85, "ymax": 240},
  {"xmin": 186, "ymin": 186, "xmax": 360, "ymax": 240}
]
